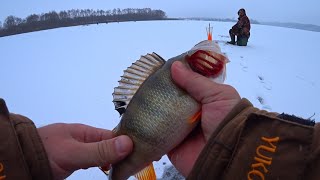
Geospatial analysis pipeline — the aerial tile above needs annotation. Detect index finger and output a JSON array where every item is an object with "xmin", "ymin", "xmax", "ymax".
[{"xmin": 69, "ymin": 123, "xmax": 115, "ymax": 143}]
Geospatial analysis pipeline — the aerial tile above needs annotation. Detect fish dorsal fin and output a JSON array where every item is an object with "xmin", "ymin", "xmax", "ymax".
[{"xmin": 113, "ymin": 53, "xmax": 166, "ymax": 115}]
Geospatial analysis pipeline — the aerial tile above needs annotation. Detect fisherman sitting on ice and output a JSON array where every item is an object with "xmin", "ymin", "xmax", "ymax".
[{"xmin": 227, "ymin": 8, "xmax": 251, "ymax": 46}]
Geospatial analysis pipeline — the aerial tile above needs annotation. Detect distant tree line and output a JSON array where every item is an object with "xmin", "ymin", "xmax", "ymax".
[{"xmin": 0, "ymin": 8, "xmax": 168, "ymax": 37}]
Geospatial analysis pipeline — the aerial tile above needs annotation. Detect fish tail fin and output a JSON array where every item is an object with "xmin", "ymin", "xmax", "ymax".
[{"xmin": 134, "ymin": 163, "xmax": 156, "ymax": 180}]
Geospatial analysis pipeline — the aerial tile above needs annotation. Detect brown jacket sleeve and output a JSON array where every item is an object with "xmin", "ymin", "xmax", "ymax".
[
  {"xmin": 0, "ymin": 99, "xmax": 53, "ymax": 180},
  {"xmin": 188, "ymin": 98, "xmax": 318, "ymax": 180}
]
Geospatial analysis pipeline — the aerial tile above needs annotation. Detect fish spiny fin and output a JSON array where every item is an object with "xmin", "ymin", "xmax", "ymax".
[
  {"xmin": 113, "ymin": 53, "xmax": 166, "ymax": 115},
  {"xmin": 188, "ymin": 110, "xmax": 202, "ymax": 124},
  {"xmin": 134, "ymin": 163, "xmax": 156, "ymax": 180}
]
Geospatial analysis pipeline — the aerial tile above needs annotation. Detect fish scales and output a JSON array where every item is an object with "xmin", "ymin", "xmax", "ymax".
[
  {"xmin": 112, "ymin": 55, "xmax": 200, "ymax": 179},
  {"xmin": 118, "ymin": 56, "xmax": 199, "ymax": 151},
  {"xmin": 109, "ymin": 39, "xmax": 229, "ymax": 179}
]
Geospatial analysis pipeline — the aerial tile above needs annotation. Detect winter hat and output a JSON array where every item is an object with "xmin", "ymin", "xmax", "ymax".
[{"xmin": 238, "ymin": 8, "xmax": 246, "ymax": 15}]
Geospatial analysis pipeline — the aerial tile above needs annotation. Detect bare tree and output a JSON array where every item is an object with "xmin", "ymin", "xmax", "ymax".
[
  {"xmin": 59, "ymin": 11, "xmax": 68, "ymax": 19},
  {"xmin": 112, "ymin": 9, "xmax": 117, "ymax": 16},
  {"xmin": 105, "ymin": 10, "xmax": 111, "ymax": 16},
  {"xmin": 3, "ymin": 16, "xmax": 20, "ymax": 28},
  {"xmin": 26, "ymin": 14, "xmax": 39, "ymax": 23}
]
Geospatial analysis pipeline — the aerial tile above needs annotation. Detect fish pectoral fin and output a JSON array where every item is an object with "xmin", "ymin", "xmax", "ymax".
[
  {"xmin": 134, "ymin": 163, "xmax": 156, "ymax": 180},
  {"xmin": 188, "ymin": 110, "xmax": 202, "ymax": 124}
]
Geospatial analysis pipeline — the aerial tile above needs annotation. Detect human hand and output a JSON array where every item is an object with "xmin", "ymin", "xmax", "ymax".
[
  {"xmin": 38, "ymin": 123, "xmax": 133, "ymax": 180},
  {"xmin": 168, "ymin": 61, "xmax": 241, "ymax": 176}
]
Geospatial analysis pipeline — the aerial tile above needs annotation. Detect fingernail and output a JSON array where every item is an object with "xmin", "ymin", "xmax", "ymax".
[
  {"xmin": 174, "ymin": 61, "xmax": 184, "ymax": 70},
  {"xmin": 173, "ymin": 61, "xmax": 189, "ymax": 74}
]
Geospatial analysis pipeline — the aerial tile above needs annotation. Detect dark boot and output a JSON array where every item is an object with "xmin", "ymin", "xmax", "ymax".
[{"xmin": 227, "ymin": 29, "xmax": 236, "ymax": 45}]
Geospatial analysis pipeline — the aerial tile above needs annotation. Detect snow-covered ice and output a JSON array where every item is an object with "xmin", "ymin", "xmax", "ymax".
[{"xmin": 0, "ymin": 20, "xmax": 319, "ymax": 179}]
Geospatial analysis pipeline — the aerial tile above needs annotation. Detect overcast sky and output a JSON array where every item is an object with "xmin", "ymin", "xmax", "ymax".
[{"xmin": 1, "ymin": 0, "xmax": 320, "ymax": 25}]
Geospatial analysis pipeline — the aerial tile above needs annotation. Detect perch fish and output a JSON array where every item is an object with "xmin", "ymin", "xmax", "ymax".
[{"xmin": 104, "ymin": 27, "xmax": 229, "ymax": 180}]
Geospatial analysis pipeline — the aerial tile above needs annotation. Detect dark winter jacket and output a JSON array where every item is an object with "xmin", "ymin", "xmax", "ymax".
[
  {"xmin": 188, "ymin": 98, "xmax": 319, "ymax": 180},
  {"xmin": 1, "ymin": 98, "xmax": 320, "ymax": 180},
  {"xmin": 231, "ymin": 14, "xmax": 251, "ymax": 38},
  {"xmin": 0, "ymin": 99, "xmax": 53, "ymax": 180}
]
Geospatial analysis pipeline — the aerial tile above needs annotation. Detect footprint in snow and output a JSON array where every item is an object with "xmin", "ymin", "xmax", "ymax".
[
  {"xmin": 257, "ymin": 96, "xmax": 265, "ymax": 104},
  {"xmin": 240, "ymin": 62, "xmax": 248, "ymax": 72},
  {"xmin": 241, "ymin": 66, "xmax": 248, "ymax": 72},
  {"xmin": 262, "ymin": 105, "xmax": 272, "ymax": 111},
  {"xmin": 258, "ymin": 75, "xmax": 272, "ymax": 90},
  {"xmin": 296, "ymin": 75, "xmax": 316, "ymax": 87},
  {"xmin": 257, "ymin": 96, "xmax": 272, "ymax": 111},
  {"xmin": 258, "ymin": 76, "xmax": 264, "ymax": 81}
]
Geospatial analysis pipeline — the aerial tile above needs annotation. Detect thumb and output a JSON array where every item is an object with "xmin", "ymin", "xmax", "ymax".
[
  {"xmin": 77, "ymin": 135, "xmax": 133, "ymax": 168},
  {"xmin": 171, "ymin": 61, "xmax": 227, "ymax": 104}
]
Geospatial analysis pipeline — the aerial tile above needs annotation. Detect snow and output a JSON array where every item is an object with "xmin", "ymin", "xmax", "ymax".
[{"xmin": 0, "ymin": 20, "xmax": 319, "ymax": 179}]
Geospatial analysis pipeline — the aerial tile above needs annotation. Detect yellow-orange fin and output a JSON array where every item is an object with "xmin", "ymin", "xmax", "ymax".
[
  {"xmin": 134, "ymin": 163, "xmax": 156, "ymax": 180},
  {"xmin": 188, "ymin": 110, "xmax": 202, "ymax": 124}
]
